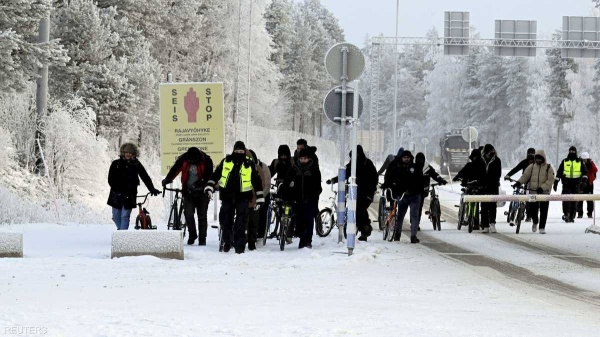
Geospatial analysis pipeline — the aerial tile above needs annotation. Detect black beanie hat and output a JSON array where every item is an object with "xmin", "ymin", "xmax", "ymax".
[
  {"xmin": 483, "ymin": 144, "xmax": 495, "ymax": 154},
  {"xmin": 233, "ymin": 141, "xmax": 246, "ymax": 151},
  {"xmin": 401, "ymin": 150, "xmax": 413, "ymax": 158},
  {"xmin": 569, "ymin": 146, "xmax": 577, "ymax": 153},
  {"xmin": 187, "ymin": 147, "xmax": 202, "ymax": 163},
  {"xmin": 298, "ymin": 148, "xmax": 311, "ymax": 158},
  {"xmin": 527, "ymin": 148, "xmax": 535, "ymax": 155},
  {"xmin": 296, "ymin": 138, "xmax": 308, "ymax": 146}
]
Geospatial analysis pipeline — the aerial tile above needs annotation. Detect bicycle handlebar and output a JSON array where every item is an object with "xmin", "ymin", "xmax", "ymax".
[
  {"xmin": 136, "ymin": 192, "xmax": 151, "ymax": 205},
  {"xmin": 162, "ymin": 186, "xmax": 183, "ymax": 198}
]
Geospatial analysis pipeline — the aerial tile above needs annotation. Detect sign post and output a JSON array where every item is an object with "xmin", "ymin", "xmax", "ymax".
[
  {"xmin": 461, "ymin": 126, "xmax": 478, "ymax": 155},
  {"xmin": 324, "ymin": 43, "xmax": 365, "ymax": 255}
]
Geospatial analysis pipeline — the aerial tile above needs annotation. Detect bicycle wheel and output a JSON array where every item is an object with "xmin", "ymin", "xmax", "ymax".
[
  {"xmin": 218, "ymin": 226, "xmax": 224, "ymax": 252},
  {"xmin": 279, "ymin": 218, "xmax": 288, "ymax": 251},
  {"xmin": 316, "ymin": 208, "xmax": 334, "ymax": 237},
  {"xmin": 457, "ymin": 202, "xmax": 466, "ymax": 230},
  {"xmin": 262, "ymin": 205, "xmax": 272, "ymax": 246},
  {"xmin": 378, "ymin": 196, "xmax": 387, "ymax": 230},
  {"xmin": 177, "ymin": 200, "xmax": 186, "ymax": 237},
  {"xmin": 431, "ymin": 199, "xmax": 441, "ymax": 231},
  {"xmin": 467, "ymin": 204, "xmax": 474, "ymax": 233},
  {"xmin": 506, "ymin": 201, "xmax": 516, "ymax": 224},
  {"xmin": 135, "ymin": 215, "xmax": 142, "ymax": 230},
  {"xmin": 515, "ymin": 203, "xmax": 525, "ymax": 234},
  {"xmin": 146, "ymin": 215, "xmax": 155, "ymax": 229},
  {"xmin": 167, "ymin": 205, "xmax": 176, "ymax": 230}
]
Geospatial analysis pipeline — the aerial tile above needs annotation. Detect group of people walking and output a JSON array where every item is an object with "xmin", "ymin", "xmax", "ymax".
[{"xmin": 106, "ymin": 139, "xmax": 597, "ymax": 251}]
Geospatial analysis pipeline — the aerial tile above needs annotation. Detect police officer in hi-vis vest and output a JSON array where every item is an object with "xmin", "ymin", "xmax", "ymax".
[
  {"xmin": 554, "ymin": 146, "xmax": 588, "ymax": 223},
  {"xmin": 204, "ymin": 141, "xmax": 264, "ymax": 253}
]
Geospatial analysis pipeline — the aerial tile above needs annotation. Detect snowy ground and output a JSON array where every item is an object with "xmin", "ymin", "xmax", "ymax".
[{"xmin": 2, "ymin": 171, "xmax": 600, "ymax": 336}]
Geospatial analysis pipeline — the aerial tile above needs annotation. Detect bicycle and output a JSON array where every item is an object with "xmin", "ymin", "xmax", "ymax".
[
  {"xmin": 456, "ymin": 181, "xmax": 481, "ymax": 233},
  {"xmin": 163, "ymin": 187, "xmax": 187, "ymax": 238},
  {"xmin": 382, "ymin": 198, "xmax": 397, "ymax": 241},
  {"xmin": 278, "ymin": 200, "xmax": 294, "ymax": 251},
  {"xmin": 316, "ymin": 184, "xmax": 353, "ymax": 242},
  {"xmin": 378, "ymin": 185, "xmax": 393, "ymax": 231},
  {"xmin": 134, "ymin": 193, "xmax": 156, "ymax": 230},
  {"xmin": 263, "ymin": 184, "xmax": 282, "ymax": 246},
  {"xmin": 424, "ymin": 183, "xmax": 442, "ymax": 231},
  {"xmin": 505, "ymin": 178, "xmax": 528, "ymax": 234}
]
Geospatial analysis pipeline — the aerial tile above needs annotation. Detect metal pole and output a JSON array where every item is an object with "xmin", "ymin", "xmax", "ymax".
[
  {"xmin": 245, "ymin": 0, "xmax": 253, "ymax": 144},
  {"xmin": 347, "ymin": 81, "xmax": 359, "ymax": 255},
  {"xmin": 556, "ymin": 123, "xmax": 561, "ymax": 168},
  {"xmin": 337, "ymin": 47, "xmax": 349, "ymax": 244},
  {"xmin": 212, "ymin": 74, "xmax": 219, "ymax": 221},
  {"xmin": 233, "ymin": 0, "xmax": 243, "ymax": 141},
  {"xmin": 392, "ymin": 0, "xmax": 399, "ymax": 153},
  {"xmin": 35, "ymin": 17, "xmax": 49, "ymax": 175}
]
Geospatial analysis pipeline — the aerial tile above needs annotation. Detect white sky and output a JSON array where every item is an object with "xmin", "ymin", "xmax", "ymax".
[{"xmin": 320, "ymin": 0, "xmax": 596, "ymax": 46}]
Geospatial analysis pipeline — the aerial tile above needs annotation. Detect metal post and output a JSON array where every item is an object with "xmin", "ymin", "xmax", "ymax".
[
  {"xmin": 347, "ymin": 81, "xmax": 360, "ymax": 255},
  {"xmin": 245, "ymin": 0, "xmax": 253, "ymax": 144},
  {"xmin": 35, "ymin": 17, "xmax": 49, "ymax": 175},
  {"xmin": 212, "ymin": 74, "xmax": 219, "ymax": 221},
  {"xmin": 392, "ymin": 0, "xmax": 399, "ymax": 153},
  {"xmin": 233, "ymin": 0, "xmax": 243, "ymax": 141},
  {"xmin": 337, "ymin": 47, "xmax": 349, "ymax": 244},
  {"xmin": 556, "ymin": 122, "xmax": 561, "ymax": 168}
]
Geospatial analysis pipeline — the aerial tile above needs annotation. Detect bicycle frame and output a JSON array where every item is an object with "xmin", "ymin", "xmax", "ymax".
[
  {"xmin": 134, "ymin": 193, "xmax": 155, "ymax": 230},
  {"xmin": 163, "ymin": 187, "xmax": 187, "ymax": 237}
]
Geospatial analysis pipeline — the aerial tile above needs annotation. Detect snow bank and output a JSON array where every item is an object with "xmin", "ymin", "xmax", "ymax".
[
  {"xmin": 0, "ymin": 232, "xmax": 22, "ymax": 257},
  {"xmin": 110, "ymin": 230, "xmax": 184, "ymax": 260}
]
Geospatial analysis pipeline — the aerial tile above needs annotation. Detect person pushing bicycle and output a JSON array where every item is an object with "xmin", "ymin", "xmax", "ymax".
[
  {"xmin": 162, "ymin": 147, "xmax": 214, "ymax": 245},
  {"xmin": 204, "ymin": 141, "xmax": 264, "ymax": 254}
]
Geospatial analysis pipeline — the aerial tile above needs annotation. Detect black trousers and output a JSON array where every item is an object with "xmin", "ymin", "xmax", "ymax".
[
  {"xmin": 577, "ymin": 183, "xmax": 594, "ymax": 216},
  {"xmin": 527, "ymin": 201, "xmax": 549, "ymax": 229},
  {"xmin": 356, "ymin": 195, "xmax": 373, "ymax": 234},
  {"xmin": 219, "ymin": 199, "xmax": 249, "ymax": 250},
  {"xmin": 480, "ymin": 202, "xmax": 497, "ymax": 228},
  {"xmin": 562, "ymin": 179, "xmax": 580, "ymax": 219},
  {"xmin": 296, "ymin": 201, "xmax": 317, "ymax": 247},
  {"xmin": 183, "ymin": 193, "xmax": 210, "ymax": 239}
]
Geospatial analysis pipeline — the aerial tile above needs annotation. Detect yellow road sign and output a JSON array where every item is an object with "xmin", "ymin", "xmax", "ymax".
[{"xmin": 159, "ymin": 82, "xmax": 224, "ymax": 175}]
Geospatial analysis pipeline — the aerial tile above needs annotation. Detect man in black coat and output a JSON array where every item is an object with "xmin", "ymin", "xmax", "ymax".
[
  {"xmin": 327, "ymin": 145, "xmax": 378, "ymax": 241},
  {"xmin": 279, "ymin": 148, "xmax": 322, "ymax": 249},
  {"xmin": 204, "ymin": 141, "xmax": 264, "ymax": 254},
  {"xmin": 107, "ymin": 142, "xmax": 160, "ymax": 230},
  {"xmin": 269, "ymin": 144, "xmax": 293, "ymax": 185},
  {"xmin": 478, "ymin": 144, "xmax": 502, "ymax": 233},
  {"xmin": 162, "ymin": 147, "xmax": 214, "ymax": 245},
  {"xmin": 415, "ymin": 152, "xmax": 447, "ymax": 224},
  {"xmin": 382, "ymin": 150, "xmax": 424, "ymax": 243}
]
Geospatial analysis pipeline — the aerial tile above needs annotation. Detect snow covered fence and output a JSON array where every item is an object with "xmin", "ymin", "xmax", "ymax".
[
  {"xmin": 0, "ymin": 232, "xmax": 23, "ymax": 258},
  {"xmin": 111, "ymin": 231, "xmax": 184, "ymax": 260}
]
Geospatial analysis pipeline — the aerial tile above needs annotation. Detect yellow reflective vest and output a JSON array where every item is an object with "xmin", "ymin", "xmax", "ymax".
[
  {"xmin": 563, "ymin": 160, "xmax": 582, "ymax": 179},
  {"xmin": 219, "ymin": 160, "xmax": 253, "ymax": 192}
]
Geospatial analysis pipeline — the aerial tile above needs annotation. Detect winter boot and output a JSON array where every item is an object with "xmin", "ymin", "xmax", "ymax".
[
  {"xmin": 525, "ymin": 216, "xmax": 532, "ymax": 222},
  {"xmin": 393, "ymin": 232, "xmax": 401, "ymax": 241},
  {"xmin": 187, "ymin": 234, "xmax": 198, "ymax": 245},
  {"xmin": 539, "ymin": 228, "xmax": 546, "ymax": 234},
  {"xmin": 532, "ymin": 223, "xmax": 538, "ymax": 233},
  {"xmin": 588, "ymin": 213, "xmax": 594, "ymax": 219},
  {"xmin": 198, "ymin": 237, "xmax": 206, "ymax": 246},
  {"xmin": 577, "ymin": 213, "xmax": 583, "ymax": 219},
  {"xmin": 248, "ymin": 241, "xmax": 256, "ymax": 251},
  {"xmin": 410, "ymin": 235, "xmax": 420, "ymax": 244},
  {"xmin": 481, "ymin": 227, "xmax": 490, "ymax": 233},
  {"xmin": 235, "ymin": 247, "xmax": 245, "ymax": 254},
  {"xmin": 490, "ymin": 223, "xmax": 497, "ymax": 233}
]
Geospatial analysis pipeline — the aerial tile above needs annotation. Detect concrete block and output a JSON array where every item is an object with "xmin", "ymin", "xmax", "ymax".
[{"xmin": 111, "ymin": 230, "xmax": 184, "ymax": 260}]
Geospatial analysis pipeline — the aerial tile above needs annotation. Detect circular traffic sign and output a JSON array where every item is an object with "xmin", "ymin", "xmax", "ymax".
[
  {"xmin": 421, "ymin": 137, "xmax": 430, "ymax": 145},
  {"xmin": 324, "ymin": 43, "xmax": 365, "ymax": 82},
  {"xmin": 461, "ymin": 126, "xmax": 478, "ymax": 143},
  {"xmin": 322, "ymin": 86, "xmax": 364, "ymax": 125}
]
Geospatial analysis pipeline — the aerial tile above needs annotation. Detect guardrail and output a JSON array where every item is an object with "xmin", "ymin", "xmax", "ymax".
[{"xmin": 461, "ymin": 194, "xmax": 600, "ymax": 234}]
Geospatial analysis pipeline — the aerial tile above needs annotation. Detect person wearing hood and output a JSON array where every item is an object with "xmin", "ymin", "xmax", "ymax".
[
  {"xmin": 415, "ymin": 152, "xmax": 447, "ymax": 225},
  {"xmin": 577, "ymin": 152, "xmax": 597, "ymax": 219},
  {"xmin": 204, "ymin": 141, "xmax": 264, "ymax": 253},
  {"xmin": 514, "ymin": 150, "xmax": 555, "ymax": 234},
  {"xmin": 162, "ymin": 147, "xmax": 214, "ymax": 245},
  {"xmin": 477, "ymin": 144, "xmax": 502, "ymax": 233},
  {"xmin": 326, "ymin": 145, "xmax": 379, "ymax": 241},
  {"xmin": 279, "ymin": 147, "xmax": 322, "ymax": 248},
  {"xmin": 269, "ymin": 144, "xmax": 293, "ymax": 185},
  {"xmin": 245, "ymin": 149, "xmax": 271, "ymax": 250},
  {"xmin": 453, "ymin": 148, "xmax": 485, "ymax": 186},
  {"xmin": 293, "ymin": 138, "xmax": 319, "ymax": 165},
  {"xmin": 504, "ymin": 148, "xmax": 536, "ymax": 222},
  {"xmin": 554, "ymin": 146, "xmax": 589, "ymax": 223},
  {"xmin": 382, "ymin": 150, "xmax": 424, "ymax": 243},
  {"xmin": 107, "ymin": 142, "xmax": 161, "ymax": 230},
  {"xmin": 377, "ymin": 147, "xmax": 403, "ymax": 176}
]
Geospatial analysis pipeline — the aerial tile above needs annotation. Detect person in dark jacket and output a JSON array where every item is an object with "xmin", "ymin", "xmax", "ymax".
[
  {"xmin": 279, "ymin": 147, "xmax": 322, "ymax": 249},
  {"xmin": 326, "ymin": 145, "xmax": 379, "ymax": 241},
  {"xmin": 577, "ymin": 152, "xmax": 597, "ymax": 219},
  {"xmin": 107, "ymin": 143, "xmax": 160, "ymax": 230},
  {"xmin": 269, "ymin": 144, "xmax": 293, "ymax": 185},
  {"xmin": 162, "ymin": 147, "xmax": 214, "ymax": 245},
  {"xmin": 453, "ymin": 149, "xmax": 485, "ymax": 186},
  {"xmin": 504, "ymin": 147, "xmax": 535, "ymax": 222},
  {"xmin": 415, "ymin": 152, "xmax": 447, "ymax": 225},
  {"xmin": 554, "ymin": 146, "xmax": 589, "ymax": 223},
  {"xmin": 382, "ymin": 150, "xmax": 424, "ymax": 243},
  {"xmin": 478, "ymin": 144, "xmax": 502, "ymax": 233},
  {"xmin": 204, "ymin": 141, "xmax": 263, "ymax": 253},
  {"xmin": 377, "ymin": 147, "xmax": 404, "ymax": 176}
]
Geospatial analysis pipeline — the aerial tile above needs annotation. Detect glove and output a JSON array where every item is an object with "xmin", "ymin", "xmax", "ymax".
[
  {"xmin": 553, "ymin": 180, "xmax": 558, "ymax": 192},
  {"xmin": 204, "ymin": 185, "xmax": 214, "ymax": 199},
  {"xmin": 452, "ymin": 177, "xmax": 460, "ymax": 182},
  {"xmin": 504, "ymin": 175, "xmax": 511, "ymax": 181},
  {"xmin": 150, "ymin": 188, "xmax": 161, "ymax": 196},
  {"xmin": 161, "ymin": 178, "xmax": 169, "ymax": 187},
  {"xmin": 326, "ymin": 179, "xmax": 332, "ymax": 185},
  {"xmin": 512, "ymin": 182, "xmax": 521, "ymax": 189},
  {"xmin": 441, "ymin": 180, "xmax": 448, "ymax": 185},
  {"xmin": 536, "ymin": 187, "xmax": 544, "ymax": 194}
]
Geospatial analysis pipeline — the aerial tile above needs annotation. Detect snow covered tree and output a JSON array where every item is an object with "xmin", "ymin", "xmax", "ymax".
[
  {"xmin": 264, "ymin": 0, "xmax": 294, "ymax": 71},
  {"xmin": 0, "ymin": 0, "xmax": 67, "ymax": 92}
]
